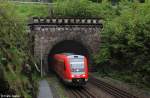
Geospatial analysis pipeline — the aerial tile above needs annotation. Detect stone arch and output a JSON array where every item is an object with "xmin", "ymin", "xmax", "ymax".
[
  {"xmin": 47, "ymin": 40, "xmax": 91, "ymax": 68},
  {"xmin": 48, "ymin": 40, "xmax": 90, "ymax": 57}
]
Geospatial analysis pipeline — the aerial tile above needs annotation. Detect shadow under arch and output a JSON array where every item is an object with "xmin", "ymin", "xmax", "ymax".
[{"xmin": 47, "ymin": 40, "xmax": 90, "ymax": 70}]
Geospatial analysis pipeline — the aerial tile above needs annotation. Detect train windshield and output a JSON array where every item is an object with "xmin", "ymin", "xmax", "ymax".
[{"xmin": 70, "ymin": 58, "xmax": 85, "ymax": 74}]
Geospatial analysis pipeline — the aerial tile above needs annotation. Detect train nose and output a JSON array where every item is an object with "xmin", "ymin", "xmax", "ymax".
[
  {"xmin": 71, "ymin": 74, "xmax": 86, "ymax": 78},
  {"xmin": 71, "ymin": 74, "xmax": 80, "ymax": 78}
]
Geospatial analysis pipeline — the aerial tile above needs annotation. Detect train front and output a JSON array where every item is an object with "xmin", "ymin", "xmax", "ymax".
[{"xmin": 67, "ymin": 55, "xmax": 88, "ymax": 85}]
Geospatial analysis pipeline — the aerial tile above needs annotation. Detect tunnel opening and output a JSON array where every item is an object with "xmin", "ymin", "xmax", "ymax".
[{"xmin": 47, "ymin": 40, "xmax": 90, "ymax": 70}]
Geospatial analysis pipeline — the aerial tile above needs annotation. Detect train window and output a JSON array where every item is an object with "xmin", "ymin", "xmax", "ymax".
[
  {"xmin": 69, "ymin": 58, "xmax": 85, "ymax": 74},
  {"xmin": 70, "ymin": 58, "xmax": 84, "ymax": 62},
  {"xmin": 74, "ymin": 56, "xmax": 78, "ymax": 58},
  {"xmin": 71, "ymin": 64, "xmax": 84, "ymax": 69},
  {"xmin": 70, "ymin": 63, "xmax": 84, "ymax": 72}
]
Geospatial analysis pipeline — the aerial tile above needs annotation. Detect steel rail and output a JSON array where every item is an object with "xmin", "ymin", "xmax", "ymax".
[
  {"xmin": 90, "ymin": 77, "xmax": 138, "ymax": 98},
  {"xmin": 81, "ymin": 87, "xmax": 97, "ymax": 98},
  {"xmin": 67, "ymin": 86, "xmax": 97, "ymax": 98},
  {"xmin": 70, "ymin": 89, "xmax": 81, "ymax": 98}
]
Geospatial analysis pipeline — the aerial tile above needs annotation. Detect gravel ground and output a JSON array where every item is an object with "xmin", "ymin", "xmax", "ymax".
[
  {"xmin": 50, "ymin": 84, "xmax": 60, "ymax": 98},
  {"xmin": 45, "ymin": 71, "xmax": 150, "ymax": 98},
  {"xmin": 86, "ymin": 82, "xmax": 115, "ymax": 98},
  {"xmin": 64, "ymin": 82, "xmax": 115, "ymax": 98},
  {"xmin": 46, "ymin": 72, "xmax": 116, "ymax": 98},
  {"xmin": 47, "ymin": 72, "xmax": 68, "ymax": 98}
]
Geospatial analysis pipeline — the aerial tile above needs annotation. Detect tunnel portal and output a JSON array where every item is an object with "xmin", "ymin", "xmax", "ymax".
[{"xmin": 29, "ymin": 18, "xmax": 102, "ymax": 73}]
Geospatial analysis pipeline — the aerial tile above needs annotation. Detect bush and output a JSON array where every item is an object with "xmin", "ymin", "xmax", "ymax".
[
  {"xmin": 95, "ymin": 1, "xmax": 150, "ymax": 87},
  {"xmin": 52, "ymin": 0, "xmax": 102, "ymax": 18},
  {"xmin": 0, "ymin": 1, "xmax": 38, "ymax": 97},
  {"xmin": 51, "ymin": 0, "xmax": 122, "ymax": 19}
]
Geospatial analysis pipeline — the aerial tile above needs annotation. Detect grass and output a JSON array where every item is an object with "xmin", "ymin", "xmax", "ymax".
[{"xmin": 11, "ymin": 2, "xmax": 50, "ymax": 20}]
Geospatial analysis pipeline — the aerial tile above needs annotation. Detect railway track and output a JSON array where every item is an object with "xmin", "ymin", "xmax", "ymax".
[
  {"xmin": 66, "ymin": 86, "xmax": 97, "ymax": 98},
  {"xmin": 89, "ymin": 77, "xmax": 138, "ymax": 98}
]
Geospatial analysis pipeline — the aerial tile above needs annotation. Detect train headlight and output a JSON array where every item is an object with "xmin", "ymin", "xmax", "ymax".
[
  {"xmin": 71, "ymin": 75, "xmax": 75, "ymax": 78},
  {"xmin": 82, "ymin": 74, "xmax": 85, "ymax": 77}
]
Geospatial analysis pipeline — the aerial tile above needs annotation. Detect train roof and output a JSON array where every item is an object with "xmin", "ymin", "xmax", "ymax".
[
  {"xmin": 54, "ymin": 53, "xmax": 85, "ymax": 60},
  {"xmin": 60, "ymin": 53, "xmax": 84, "ymax": 58},
  {"xmin": 61, "ymin": 53, "xmax": 76, "ymax": 56}
]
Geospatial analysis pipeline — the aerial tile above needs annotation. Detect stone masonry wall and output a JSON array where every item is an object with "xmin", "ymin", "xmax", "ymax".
[{"xmin": 29, "ymin": 18, "xmax": 102, "ymax": 73}]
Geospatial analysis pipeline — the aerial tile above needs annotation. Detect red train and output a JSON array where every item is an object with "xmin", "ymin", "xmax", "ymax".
[{"xmin": 49, "ymin": 53, "xmax": 88, "ymax": 86}]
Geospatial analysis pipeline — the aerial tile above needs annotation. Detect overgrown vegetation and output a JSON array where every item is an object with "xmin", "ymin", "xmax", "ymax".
[
  {"xmin": 14, "ymin": 2, "xmax": 49, "ymax": 20},
  {"xmin": 52, "ymin": 0, "xmax": 102, "ymax": 18},
  {"xmin": 52, "ymin": 0, "xmax": 150, "ymax": 89},
  {"xmin": 94, "ymin": 1, "xmax": 150, "ymax": 89},
  {"xmin": 0, "ymin": 1, "xmax": 40, "ymax": 97}
]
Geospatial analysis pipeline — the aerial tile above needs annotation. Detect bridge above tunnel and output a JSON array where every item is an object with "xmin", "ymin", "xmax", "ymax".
[{"xmin": 28, "ymin": 17, "xmax": 103, "ymax": 73}]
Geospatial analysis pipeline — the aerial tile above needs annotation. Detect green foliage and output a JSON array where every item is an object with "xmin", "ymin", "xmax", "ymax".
[
  {"xmin": 89, "ymin": 0, "xmax": 102, "ymax": 3},
  {"xmin": 52, "ymin": 0, "xmax": 101, "ymax": 18},
  {"xmin": 0, "ymin": 1, "xmax": 39, "ymax": 97},
  {"xmin": 51, "ymin": 0, "xmax": 123, "ymax": 19},
  {"xmin": 14, "ymin": 2, "xmax": 49, "ymax": 20},
  {"xmin": 95, "ymin": 1, "xmax": 150, "ymax": 88},
  {"xmin": 0, "ymin": 1, "xmax": 26, "ymax": 61}
]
